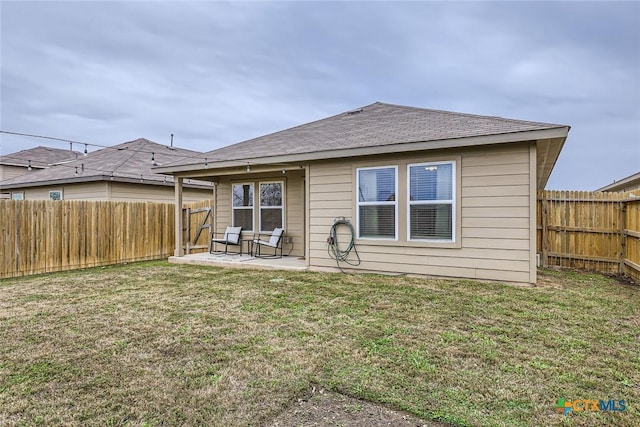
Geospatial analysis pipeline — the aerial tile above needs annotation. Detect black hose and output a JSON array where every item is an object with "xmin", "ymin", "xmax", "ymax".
[{"xmin": 327, "ymin": 217, "xmax": 360, "ymax": 273}]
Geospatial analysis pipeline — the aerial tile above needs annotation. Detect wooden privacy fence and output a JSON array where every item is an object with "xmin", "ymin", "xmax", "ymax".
[
  {"xmin": 0, "ymin": 199, "xmax": 213, "ymax": 279},
  {"xmin": 537, "ymin": 190, "xmax": 640, "ymax": 283},
  {"xmin": 3, "ymin": 195, "xmax": 637, "ymax": 282},
  {"xmin": 183, "ymin": 199, "xmax": 213, "ymax": 254}
]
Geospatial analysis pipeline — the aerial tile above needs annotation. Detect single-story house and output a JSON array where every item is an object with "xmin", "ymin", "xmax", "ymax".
[
  {"xmin": 156, "ymin": 102, "xmax": 570, "ymax": 283},
  {"xmin": 596, "ymin": 171, "xmax": 640, "ymax": 193},
  {"xmin": 0, "ymin": 138, "xmax": 213, "ymax": 202},
  {"xmin": 0, "ymin": 146, "xmax": 81, "ymax": 198}
]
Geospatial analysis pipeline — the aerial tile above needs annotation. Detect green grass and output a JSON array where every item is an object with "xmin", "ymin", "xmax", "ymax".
[{"xmin": 0, "ymin": 262, "xmax": 638, "ymax": 426}]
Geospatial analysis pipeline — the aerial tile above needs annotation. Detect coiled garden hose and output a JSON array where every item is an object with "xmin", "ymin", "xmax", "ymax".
[{"xmin": 327, "ymin": 217, "xmax": 361, "ymax": 273}]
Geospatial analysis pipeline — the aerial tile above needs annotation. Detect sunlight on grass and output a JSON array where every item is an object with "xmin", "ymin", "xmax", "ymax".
[{"xmin": 0, "ymin": 262, "xmax": 638, "ymax": 426}]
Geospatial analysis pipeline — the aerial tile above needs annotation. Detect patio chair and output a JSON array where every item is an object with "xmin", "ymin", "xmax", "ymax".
[
  {"xmin": 251, "ymin": 228, "xmax": 285, "ymax": 258},
  {"xmin": 210, "ymin": 226, "xmax": 243, "ymax": 255}
]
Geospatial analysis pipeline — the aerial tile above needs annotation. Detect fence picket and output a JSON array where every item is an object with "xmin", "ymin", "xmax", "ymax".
[
  {"xmin": 0, "ymin": 200, "xmax": 212, "ymax": 279},
  {"xmin": 537, "ymin": 190, "xmax": 639, "ymax": 283}
]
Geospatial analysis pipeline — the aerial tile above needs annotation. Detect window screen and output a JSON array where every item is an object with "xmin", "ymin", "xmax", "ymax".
[
  {"xmin": 357, "ymin": 167, "xmax": 397, "ymax": 239},
  {"xmin": 408, "ymin": 162, "xmax": 454, "ymax": 241}
]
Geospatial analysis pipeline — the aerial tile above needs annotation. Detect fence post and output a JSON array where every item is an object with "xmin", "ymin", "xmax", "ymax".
[
  {"xmin": 541, "ymin": 191, "xmax": 548, "ymax": 268},
  {"xmin": 619, "ymin": 200, "xmax": 627, "ymax": 276},
  {"xmin": 185, "ymin": 206, "xmax": 191, "ymax": 255}
]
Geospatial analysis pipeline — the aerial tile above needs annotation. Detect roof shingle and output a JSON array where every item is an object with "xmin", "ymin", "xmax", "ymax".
[
  {"xmin": 0, "ymin": 146, "xmax": 81, "ymax": 168},
  {"xmin": 195, "ymin": 102, "xmax": 568, "ymax": 163},
  {"xmin": 0, "ymin": 138, "xmax": 206, "ymax": 188}
]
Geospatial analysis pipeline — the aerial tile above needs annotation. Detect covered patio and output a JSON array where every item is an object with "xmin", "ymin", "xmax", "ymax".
[{"xmin": 168, "ymin": 252, "xmax": 308, "ymax": 271}]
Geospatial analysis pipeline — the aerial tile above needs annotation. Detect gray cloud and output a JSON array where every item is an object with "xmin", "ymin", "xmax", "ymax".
[{"xmin": 1, "ymin": 0, "xmax": 638, "ymax": 190}]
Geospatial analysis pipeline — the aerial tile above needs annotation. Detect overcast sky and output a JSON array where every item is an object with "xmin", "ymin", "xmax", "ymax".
[{"xmin": 1, "ymin": 0, "xmax": 638, "ymax": 190}]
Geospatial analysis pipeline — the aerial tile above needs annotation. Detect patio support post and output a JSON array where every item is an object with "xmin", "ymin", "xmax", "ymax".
[
  {"xmin": 304, "ymin": 164, "xmax": 310, "ymax": 267},
  {"xmin": 174, "ymin": 177, "xmax": 184, "ymax": 257}
]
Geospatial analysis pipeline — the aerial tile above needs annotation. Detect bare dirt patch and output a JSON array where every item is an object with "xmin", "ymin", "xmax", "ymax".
[{"xmin": 268, "ymin": 385, "xmax": 444, "ymax": 427}]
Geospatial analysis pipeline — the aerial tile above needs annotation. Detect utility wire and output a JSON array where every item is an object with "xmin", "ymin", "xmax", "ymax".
[{"xmin": 0, "ymin": 130, "xmax": 204, "ymax": 162}]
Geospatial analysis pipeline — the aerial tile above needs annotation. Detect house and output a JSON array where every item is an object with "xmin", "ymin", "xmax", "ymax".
[
  {"xmin": 0, "ymin": 138, "xmax": 213, "ymax": 202},
  {"xmin": 156, "ymin": 102, "xmax": 570, "ymax": 283},
  {"xmin": 0, "ymin": 146, "xmax": 81, "ymax": 198},
  {"xmin": 596, "ymin": 171, "xmax": 640, "ymax": 193}
]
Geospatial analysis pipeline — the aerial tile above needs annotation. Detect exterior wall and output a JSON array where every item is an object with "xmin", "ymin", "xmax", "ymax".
[
  {"xmin": 12, "ymin": 181, "xmax": 212, "ymax": 202},
  {"xmin": 214, "ymin": 171, "xmax": 305, "ymax": 257},
  {"xmin": 0, "ymin": 164, "xmax": 31, "ymax": 181},
  {"xmin": 108, "ymin": 182, "xmax": 212, "ymax": 202},
  {"xmin": 1, "ymin": 165, "xmax": 31, "ymax": 198},
  {"xmin": 22, "ymin": 182, "xmax": 108, "ymax": 200},
  {"xmin": 308, "ymin": 142, "xmax": 535, "ymax": 283}
]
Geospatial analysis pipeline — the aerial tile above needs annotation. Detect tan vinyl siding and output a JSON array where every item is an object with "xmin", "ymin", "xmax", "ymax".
[
  {"xmin": 58, "ymin": 182, "xmax": 108, "ymax": 200},
  {"xmin": 23, "ymin": 187, "xmax": 59, "ymax": 200},
  {"xmin": 21, "ymin": 183, "xmax": 108, "ymax": 200},
  {"xmin": 0, "ymin": 164, "xmax": 30, "ymax": 181},
  {"xmin": 308, "ymin": 143, "xmax": 534, "ymax": 283},
  {"xmin": 214, "ymin": 171, "xmax": 305, "ymax": 257},
  {"xmin": 14, "ymin": 182, "xmax": 211, "ymax": 202},
  {"xmin": 109, "ymin": 182, "xmax": 212, "ymax": 202}
]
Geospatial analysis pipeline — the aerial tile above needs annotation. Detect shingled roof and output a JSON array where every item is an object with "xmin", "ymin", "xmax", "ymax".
[
  {"xmin": 159, "ymin": 102, "xmax": 569, "ymax": 173},
  {"xmin": 0, "ymin": 146, "xmax": 81, "ymax": 168},
  {"xmin": 0, "ymin": 138, "xmax": 209, "ymax": 189}
]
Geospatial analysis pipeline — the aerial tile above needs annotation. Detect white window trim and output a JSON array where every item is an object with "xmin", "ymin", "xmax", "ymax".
[
  {"xmin": 356, "ymin": 165, "xmax": 398, "ymax": 240},
  {"xmin": 11, "ymin": 192, "xmax": 24, "ymax": 200},
  {"xmin": 406, "ymin": 160, "xmax": 456, "ymax": 243},
  {"xmin": 258, "ymin": 180, "xmax": 285, "ymax": 233},
  {"xmin": 231, "ymin": 182, "xmax": 254, "ymax": 232},
  {"xmin": 49, "ymin": 190, "xmax": 63, "ymax": 201}
]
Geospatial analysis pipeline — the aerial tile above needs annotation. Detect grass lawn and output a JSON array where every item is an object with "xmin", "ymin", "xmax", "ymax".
[{"xmin": 0, "ymin": 262, "xmax": 638, "ymax": 426}]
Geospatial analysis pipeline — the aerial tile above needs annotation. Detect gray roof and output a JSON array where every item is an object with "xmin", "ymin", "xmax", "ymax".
[
  {"xmin": 0, "ymin": 146, "xmax": 81, "ymax": 168},
  {"xmin": 596, "ymin": 171, "xmax": 640, "ymax": 192},
  {"xmin": 171, "ymin": 101, "xmax": 569, "ymax": 167},
  {"xmin": 0, "ymin": 138, "xmax": 209, "ymax": 189}
]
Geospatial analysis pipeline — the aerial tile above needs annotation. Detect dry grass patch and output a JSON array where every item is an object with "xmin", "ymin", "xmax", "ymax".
[{"xmin": 0, "ymin": 262, "xmax": 638, "ymax": 426}]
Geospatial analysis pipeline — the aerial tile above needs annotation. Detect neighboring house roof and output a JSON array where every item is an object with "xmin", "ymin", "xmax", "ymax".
[
  {"xmin": 0, "ymin": 146, "xmax": 81, "ymax": 168},
  {"xmin": 596, "ymin": 171, "xmax": 640, "ymax": 192},
  {"xmin": 0, "ymin": 138, "xmax": 210, "ymax": 190},
  {"xmin": 155, "ymin": 102, "xmax": 570, "ymax": 188}
]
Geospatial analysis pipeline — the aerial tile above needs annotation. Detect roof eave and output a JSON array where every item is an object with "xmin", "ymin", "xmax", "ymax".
[
  {"xmin": 596, "ymin": 172, "xmax": 640, "ymax": 192},
  {"xmin": 156, "ymin": 127, "xmax": 570, "ymax": 175}
]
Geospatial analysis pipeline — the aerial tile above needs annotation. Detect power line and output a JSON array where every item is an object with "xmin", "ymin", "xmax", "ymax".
[
  {"xmin": 0, "ymin": 130, "xmax": 207, "ymax": 162},
  {"xmin": 0, "ymin": 132, "xmax": 216, "ymax": 184}
]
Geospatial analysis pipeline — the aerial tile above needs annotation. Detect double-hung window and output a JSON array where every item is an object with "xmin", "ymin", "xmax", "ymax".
[
  {"xmin": 408, "ymin": 161, "xmax": 455, "ymax": 241},
  {"xmin": 357, "ymin": 166, "xmax": 397, "ymax": 239},
  {"xmin": 232, "ymin": 183, "xmax": 254, "ymax": 230},
  {"xmin": 259, "ymin": 181, "xmax": 283, "ymax": 232}
]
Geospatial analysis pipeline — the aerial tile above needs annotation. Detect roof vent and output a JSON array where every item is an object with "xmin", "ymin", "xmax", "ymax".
[{"xmin": 346, "ymin": 109, "xmax": 363, "ymax": 116}]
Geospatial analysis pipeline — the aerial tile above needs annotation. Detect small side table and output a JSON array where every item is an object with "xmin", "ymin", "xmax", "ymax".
[{"xmin": 243, "ymin": 239, "xmax": 255, "ymax": 256}]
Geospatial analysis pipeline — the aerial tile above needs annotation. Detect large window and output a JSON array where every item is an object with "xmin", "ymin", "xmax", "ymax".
[
  {"xmin": 259, "ymin": 182, "xmax": 284, "ymax": 232},
  {"xmin": 408, "ymin": 161, "xmax": 455, "ymax": 241},
  {"xmin": 357, "ymin": 166, "xmax": 397, "ymax": 239},
  {"xmin": 232, "ymin": 183, "xmax": 253, "ymax": 230}
]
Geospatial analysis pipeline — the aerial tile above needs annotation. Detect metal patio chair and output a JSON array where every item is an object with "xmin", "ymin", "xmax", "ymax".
[
  {"xmin": 210, "ymin": 226, "xmax": 243, "ymax": 255},
  {"xmin": 251, "ymin": 227, "xmax": 285, "ymax": 258}
]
